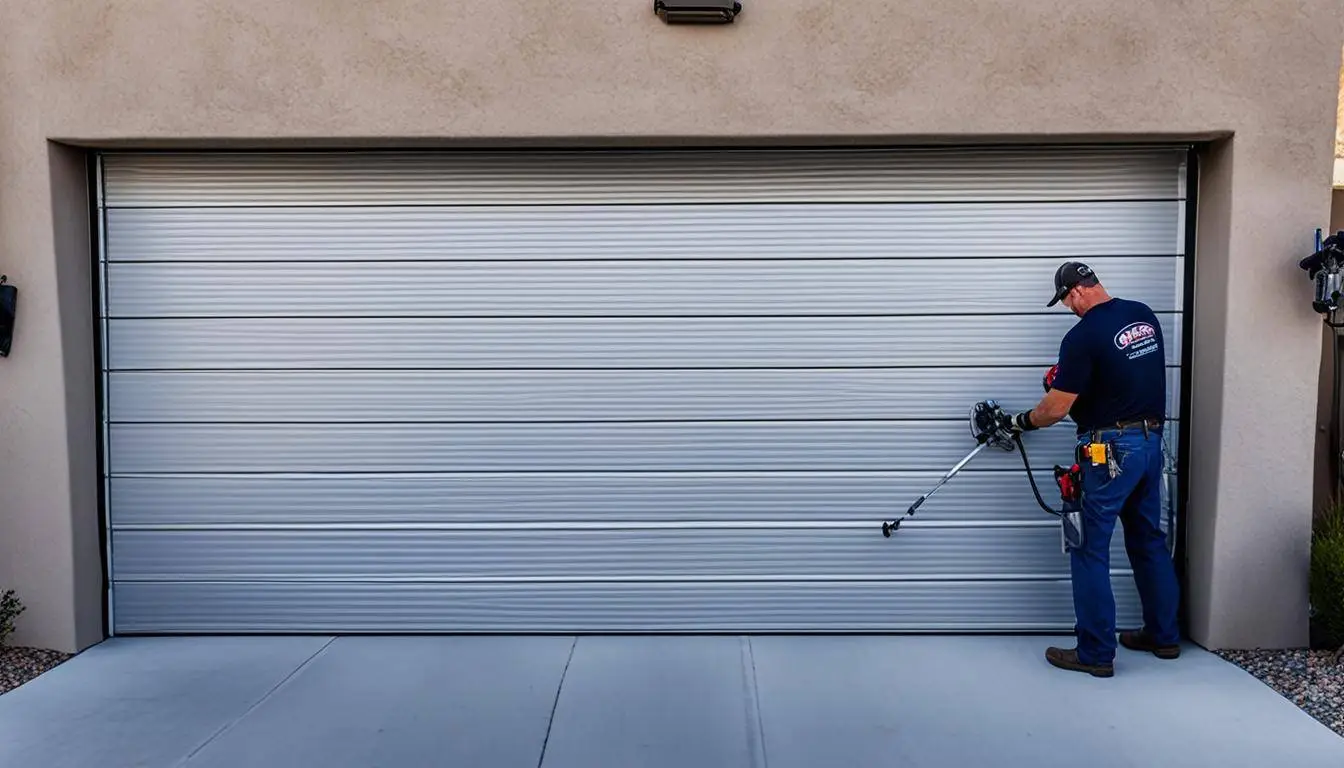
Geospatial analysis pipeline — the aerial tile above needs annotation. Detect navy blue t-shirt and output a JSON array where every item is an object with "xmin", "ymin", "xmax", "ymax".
[{"xmin": 1049, "ymin": 297, "xmax": 1166, "ymax": 434}]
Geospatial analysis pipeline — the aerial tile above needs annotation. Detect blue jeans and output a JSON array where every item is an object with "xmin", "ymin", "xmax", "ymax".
[{"xmin": 1069, "ymin": 427, "xmax": 1181, "ymax": 665}]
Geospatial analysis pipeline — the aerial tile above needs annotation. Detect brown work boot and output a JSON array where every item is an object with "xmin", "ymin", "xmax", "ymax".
[
  {"xmin": 1045, "ymin": 646, "xmax": 1114, "ymax": 677},
  {"xmin": 1119, "ymin": 630, "xmax": 1180, "ymax": 659}
]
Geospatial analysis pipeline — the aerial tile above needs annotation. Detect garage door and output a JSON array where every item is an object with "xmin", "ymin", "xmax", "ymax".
[{"xmin": 97, "ymin": 147, "xmax": 1189, "ymax": 634}]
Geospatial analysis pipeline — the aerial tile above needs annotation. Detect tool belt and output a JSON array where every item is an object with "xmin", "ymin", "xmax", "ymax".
[
  {"xmin": 1090, "ymin": 417, "xmax": 1162, "ymax": 436},
  {"xmin": 1113, "ymin": 417, "xmax": 1162, "ymax": 431},
  {"xmin": 1078, "ymin": 417, "xmax": 1161, "ymax": 464},
  {"xmin": 1074, "ymin": 417, "xmax": 1161, "ymax": 480}
]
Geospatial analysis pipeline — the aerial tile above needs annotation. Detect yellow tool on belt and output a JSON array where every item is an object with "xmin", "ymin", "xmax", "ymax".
[
  {"xmin": 1087, "ymin": 442, "xmax": 1108, "ymax": 466},
  {"xmin": 1083, "ymin": 439, "xmax": 1120, "ymax": 478}
]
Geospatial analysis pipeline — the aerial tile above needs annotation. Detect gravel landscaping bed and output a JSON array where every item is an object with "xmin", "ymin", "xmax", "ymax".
[
  {"xmin": 1217, "ymin": 649, "xmax": 1344, "ymax": 738},
  {"xmin": 0, "ymin": 646, "xmax": 73, "ymax": 695}
]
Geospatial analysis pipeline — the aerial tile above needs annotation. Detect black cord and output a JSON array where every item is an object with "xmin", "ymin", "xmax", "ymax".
[{"xmin": 1013, "ymin": 434, "xmax": 1063, "ymax": 517}]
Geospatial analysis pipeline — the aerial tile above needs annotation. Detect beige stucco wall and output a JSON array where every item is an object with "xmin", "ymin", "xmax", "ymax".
[
  {"xmin": 1337, "ymin": 49, "xmax": 1344, "ymax": 161},
  {"xmin": 1336, "ymin": 50, "xmax": 1344, "ymax": 187},
  {"xmin": 0, "ymin": 1, "xmax": 1341, "ymax": 652}
]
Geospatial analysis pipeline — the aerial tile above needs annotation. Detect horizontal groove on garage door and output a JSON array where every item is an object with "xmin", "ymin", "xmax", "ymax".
[
  {"xmin": 110, "ymin": 580, "xmax": 1146, "ymax": 632},
  {"xmin": 102, "ymin": 203, "xmax": 1184, "ymax": 261},
  {"xmin": 106, "ymin": 420, "xmax": 1181, "ymax": 474},
  {"xmin": 101, "ymin": 147, "xmax": 1187, "ymax": 206},
  {"xmin": 106, "ymin": 368, "xmax": 1184, "ymax": 422},
  {"xmin": 105, "ymin": 256, "xmax": 1185, "ymax": 317},
  {"xmin": 108, "ymin": 526, "xmax": 1133, "ymax": 581},
  {"xmin": 107, "ymin": 470, "xmax": 1176, "ymax": 527},
  {"xmin": 105, "ymin": 314, "xmax": 1183, "ymax": 370}
]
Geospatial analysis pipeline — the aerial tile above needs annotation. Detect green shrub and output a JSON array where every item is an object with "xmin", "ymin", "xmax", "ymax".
[
  {"xmin": 0, "ymin": 589, "xmax": 22, "ymax": 646},
  {"xmin": 1311, "ymin": 499, "xmax": 1344, "ymax": 651}
]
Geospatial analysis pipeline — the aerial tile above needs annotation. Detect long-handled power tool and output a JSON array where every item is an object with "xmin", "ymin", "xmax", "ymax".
[
  {"xmin": 880, "ymin": 400, "xmax": 1016, "ymax": 536},
  {"xmin": 881, "ymin": 398, "xmax": 1085, "ymax": 552}
]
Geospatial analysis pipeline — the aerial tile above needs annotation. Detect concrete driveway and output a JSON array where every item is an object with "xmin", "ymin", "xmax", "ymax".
[{"xmin": 1, "ymin": 635, "xmax": 1341, "ymax": 767}]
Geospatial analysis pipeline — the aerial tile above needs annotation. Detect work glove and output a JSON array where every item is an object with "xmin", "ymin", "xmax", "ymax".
[
  {"xmin": 1011, "ymin": 410, "xmax": 1039, "ymax": 432},
  {"xmin": 996, "ymin": 408, "xmax": 1036, "ymax": 434},
  {"xmin": 1042, "ymin": 364, "xmax": 1058, "ymax": 392}
]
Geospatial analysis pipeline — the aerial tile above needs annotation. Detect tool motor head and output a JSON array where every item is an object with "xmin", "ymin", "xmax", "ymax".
[{"xmin": 970, "ymin": 400, "xmax": 1018, "ymax": 452}]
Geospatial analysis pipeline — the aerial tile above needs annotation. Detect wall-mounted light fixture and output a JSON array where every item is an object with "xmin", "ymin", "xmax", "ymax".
[
  {"xmin": 1303, "ymin": 229, "xmax": 1344, "ymax": 323},
  {"xmin": 654, "ymin": 1, "xmax": 742, "ymax": 24}
]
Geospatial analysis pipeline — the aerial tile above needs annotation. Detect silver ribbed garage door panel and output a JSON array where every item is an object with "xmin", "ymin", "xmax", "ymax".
[
  {"xmin": 100, "ymin": 149, "xmax": 1184, "ymax": 205},
  {"xmin": 109, "ymin": 526, "xmax": 1136, "ymax": 581},
  {"xmin": 106, "ymin": 368, "xmax": 1183, "ymax": 422},
  {"xmin": 98, "ymin": 147, "xmax": 1189, "ymax": 633},
  {"xmin": 108, "ymin": 472, "xmax": 1172, "ymax": 527},
  {"xmin": 105, "ymin": 257, "xmax": 1184, "ymax": 316},
  {"xmin": 103, "ymin": 204, "xmax": 1180, "ymax": 261},
  {"xmin": 112, "ymin": 582, "xmax": 1146, "ymax": 633},
  {"xmin": 106, "ymin": 315, "xmax": 1181, "ymax": 369},
  {"xmin": 107, "ymin": 421, "xmax": 1180, "ymax": 474}
]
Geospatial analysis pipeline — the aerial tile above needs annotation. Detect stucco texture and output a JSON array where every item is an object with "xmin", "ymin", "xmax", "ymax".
[
  {"xmin": 1336, "ymin": 49, "xmax": 1344, "ymax": 160},
  {"xmin": 0, "ymin": 1, "xmax": 1341, "ymax": 651}
]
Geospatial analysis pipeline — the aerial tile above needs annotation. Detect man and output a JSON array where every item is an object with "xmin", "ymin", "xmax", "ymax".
[{"xmin": 1004, "ymin": 261, "xmax": 1181, "ymax": 677}]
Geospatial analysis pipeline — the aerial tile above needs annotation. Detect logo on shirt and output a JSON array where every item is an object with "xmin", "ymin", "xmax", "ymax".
[
  {"xmin": 1115, "ymin": 322, "xmax": 1155, "ymax": 349},
  {"xmin": 1115, "ymin": 321, "xmax": 1159, "ymax": 359}
]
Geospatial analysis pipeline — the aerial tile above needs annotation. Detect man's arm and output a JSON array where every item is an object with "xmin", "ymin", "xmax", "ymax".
[
  {"xmin": 1012, "ymin": 327, "xmax": 1089, "ymax": 431},
  {"xmin": 1017, "ymin": 388, "xmax": 1078, "ymax": 430}
]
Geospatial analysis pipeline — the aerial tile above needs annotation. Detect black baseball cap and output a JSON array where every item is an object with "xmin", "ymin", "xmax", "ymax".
[{"xmin": 1047, "ymin": 261, "xmax": 1098, "ymax": 307}]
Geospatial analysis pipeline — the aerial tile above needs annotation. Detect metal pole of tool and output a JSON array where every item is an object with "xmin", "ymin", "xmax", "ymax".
[
  {"xmin": 882, "ymin": 440, "xmax": 990, "ymax": 537},
  {"xmin": 881, "ymin": 400, "xmax": 1017, "ymax": 537}
]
